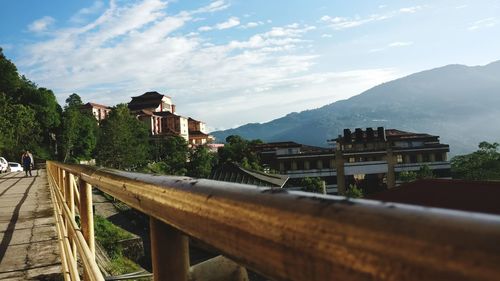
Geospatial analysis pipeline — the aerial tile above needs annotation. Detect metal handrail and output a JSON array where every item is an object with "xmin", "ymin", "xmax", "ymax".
[{"xmin": 47, "ymin": 161, "xmax": 500, "ymax": 281}]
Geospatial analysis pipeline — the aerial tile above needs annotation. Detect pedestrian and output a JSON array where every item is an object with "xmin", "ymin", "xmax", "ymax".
[{"xmin": 21, "ymin": 150, "xmax": 32, "ymax": 177}]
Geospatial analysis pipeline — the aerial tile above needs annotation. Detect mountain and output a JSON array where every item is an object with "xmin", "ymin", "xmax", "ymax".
[{"xmin": 212, "ymin": 61, "xmax": 500, "ymax": 155}]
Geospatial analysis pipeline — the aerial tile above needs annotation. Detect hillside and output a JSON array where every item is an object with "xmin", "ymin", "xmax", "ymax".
[{"xmin": 212, "ymin": 61, "xmax": 500, "ymax": 155}]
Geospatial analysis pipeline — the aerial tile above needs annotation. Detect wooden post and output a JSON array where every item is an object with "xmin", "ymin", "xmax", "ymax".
[
  {"xmin": 80, "ymin": 179, "xmax": 95, "ymax": 255},
  {"xmin": 80, "ymin": 179, "xmax": 95, "ymax": 281},
  {"xmin": 66, "ymin": 173, "xmax": 77, "ymax": 261},
  {"xmin": 150, "ymin": 217, "xmax": 189, "ymax": 281}
]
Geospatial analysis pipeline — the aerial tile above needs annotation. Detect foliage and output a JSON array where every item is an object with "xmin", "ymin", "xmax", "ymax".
[
  {"xmin": 187, "ymin": 145, "xmax": 216, "ymax": 178},
  {"xmin": 346, "ymin": 184, "xmax": 364, "ymax": 198},
  {"xmin": 218, "ymin": 135, "xmax": 263, "ymax": 170},
  {"xmin": 60, "ymin": 93, "xmax": 98, "ymax": 162},
  {"xmin": 0, "ymin": 94, "xmax": 40, "ymax": 159},
  {"xmin": 0, "ymin": 49, "xmax": 61, "ymax": 160},
  {"xmin": 398, "ymin": 170, "xmax": 417, "ymax": 183},
  {"xmin": 94, "ymin": 215, "xmax": 133, "ymax": 258},
  {"xmin": 416, "ymin": 164, "xmax": 434, "ymax": 179},
  {"xmin": 451, "ymin": 141, "xmax": 500, "ymax": 180},
  {"xmin": 149, "ymin": 135, "xmax": 189, "ymax": 175},
  {"xmin": 96, "ymin": 104, "xmax": 150, "ymax": 170},
  {"xmin": 300, "ymin": 177, "xmax": 324, "ymax": 193}
]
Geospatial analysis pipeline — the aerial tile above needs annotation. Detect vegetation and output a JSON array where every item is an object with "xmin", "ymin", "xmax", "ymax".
[
  {"xmin": 93, "ymin": 215, "xmax": 143, "ymax": 276},
  {"xmin": 95, "ymin": 104, "xmax": 150, "ymax": 170},
  {"xmin": 346, "ymin": 184, "xmax": 363, "ymax": 198},
  {"xmin": 217, "ymin": 135, "xmax": 263, "ymax": 170},
  {"xmin": 148, "ymin": 135, "xmax": 189, "ymax": 175},
  {"xmin": 187, "ymin": 145, "xmax": 216, "ymax": 178},
  {"xmin": 398, "ymin": 170, "xmax": 417, "ymax": 183},
  {"xmin": 300, "ymin": 177, "xmax": 325, "ymax": 193},
  {"xmin": 60, "ymin": 93, "xmax": 98, "ymax": 162},
  {"xmin": 0, "ymin": 48, "xmax": 61, "ymax": 160},
  {"xmin": 451, "ymin": 141, "xmax": 500, "ymax": 180}
]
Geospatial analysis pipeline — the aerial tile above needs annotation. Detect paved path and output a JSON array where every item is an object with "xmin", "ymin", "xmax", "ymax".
[{"xmin": 0, "ymin": 170, "xmax": 62, "ymax": 280}]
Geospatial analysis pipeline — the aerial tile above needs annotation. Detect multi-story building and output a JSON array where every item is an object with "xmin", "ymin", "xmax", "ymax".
[
  {"xmin": 127, "ymin": 91, "xmax": 213, "ymax": 144},
  {"xmin": 254, "ymin": 127, "xmax": 451, "ymax": 194},
  {"xmin": 81, "ymin": 102, "xmax": 111, "ymax": 123}
]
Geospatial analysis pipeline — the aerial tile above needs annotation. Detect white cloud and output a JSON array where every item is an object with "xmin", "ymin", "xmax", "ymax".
[
  {"xmin": 18, "ymin": 0, "xmax": 401, "ymax": 128},
  {"xmin": 215, "ymin": 16, "xmax": 240, "ymax": 29},
  {"xmin": 28, "ymin": 16, "xmax": 55, "ymax": 32},
  {"xmin": 399, "ymin": 6, "xmax": 423, "ymax": 13},
  {"xmin": 468, "ymin": 17, "xmax": 499, "ymax": 31},
  {"xmin": 321, "ymin": 34, "xmax": 332, "ymax": 38},
  {"xmin": 369, "ymin": 41, "xmax": 413, "ymax": 53},
  {"xmin": 388, "ymin": 41, "xmax": 413, "ymax": 47},
  {"xmin": 240, "ymin": 21, "xmax": 265, "ymax": 29},
  {"xmin": 321, "ymin": 5, "xmax": 424, "ymax": 30},
  {"xmin": 70, "ymin": 1, "xmax": 105, "ymax": 24},
  {"xmin": 198, "ymin": 26, "xmax": 212, "ymax": 31}
]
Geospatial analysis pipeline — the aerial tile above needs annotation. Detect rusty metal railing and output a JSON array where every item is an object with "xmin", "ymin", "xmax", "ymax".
[{"xmin": 47, "ymin": 161, "xmax": 500, "ymax": 281}]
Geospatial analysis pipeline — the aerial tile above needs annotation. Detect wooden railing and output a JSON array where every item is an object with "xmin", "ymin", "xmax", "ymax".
[{"xmin": 46, "ymin": 161, "xmax": 500, "ymax": 281}]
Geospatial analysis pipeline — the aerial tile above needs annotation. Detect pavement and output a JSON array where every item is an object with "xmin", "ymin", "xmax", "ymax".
[{"xmin": 0, "ymin": 170, "xmax": 62, "ymax": 281}]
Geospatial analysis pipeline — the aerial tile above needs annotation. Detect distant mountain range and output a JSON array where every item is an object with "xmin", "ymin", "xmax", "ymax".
[{"xmin": 212, "ymin": 61, "xmax": 500, "ymax": 155}]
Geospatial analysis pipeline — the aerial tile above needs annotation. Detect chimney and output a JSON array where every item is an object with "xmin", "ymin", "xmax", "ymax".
[
  {"xmin": 343, "ymin": 129, "xmax": 352, "ymax": 142},
  {"xmin": 171, "ymin": 104, "xmax": 176, "ymax": 113},
  {"xmin": 355, "ymin": 128, "xmax": 363, "ymax": 142},
  {"xmin": 377, "ymin": 127, "xmax": 386, "ymax": 141}
]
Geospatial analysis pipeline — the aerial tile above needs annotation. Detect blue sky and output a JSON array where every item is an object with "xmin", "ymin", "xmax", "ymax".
[{"xmin": 1, "ymin": 0, "xmax": 500, "ymax": 130}]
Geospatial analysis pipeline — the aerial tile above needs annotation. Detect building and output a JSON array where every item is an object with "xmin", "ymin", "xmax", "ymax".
[
  {"xmin": 127, "ymin": 91, "xmax": 213, "ymax": 144},
  {"xmin": 81, "ymin": 102, "xmax": 111, "ymax": 122},
  {"xmin": 254, "ymin": 127, "xmax": 451, "ymax": 194},
  {"xmin": 188, "ymin": 118, "xmax": 213, "ymax": 146}
]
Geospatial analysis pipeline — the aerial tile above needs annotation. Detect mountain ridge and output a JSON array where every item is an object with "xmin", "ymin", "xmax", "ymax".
[{"xmin": 212, "ymin": 61, "xmax": 500, "ymax": 155}]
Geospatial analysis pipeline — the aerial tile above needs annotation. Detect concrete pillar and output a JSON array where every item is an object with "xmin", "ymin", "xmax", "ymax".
[
  {"xmin": 335, "ymin": 149, "xmax": 346, "ymax": 195},
  {"xmin": 386, "ymin": 149, "xmax": 396, "ymax": 189}
]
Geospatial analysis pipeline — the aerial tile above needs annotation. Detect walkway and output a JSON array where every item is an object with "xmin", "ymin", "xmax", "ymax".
[{"xmin": 0, "ymin": 170, "xmax": 62, "ymax": 280}]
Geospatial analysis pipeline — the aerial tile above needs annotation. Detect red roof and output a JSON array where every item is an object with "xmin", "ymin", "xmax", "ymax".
[{"xmin": 367, "ymin": 179, "xmax": 500, "ymax": 215}]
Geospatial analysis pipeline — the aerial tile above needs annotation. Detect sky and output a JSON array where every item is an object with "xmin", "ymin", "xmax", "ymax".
[{"xmin": 1, "ymin": 0, "xmax": 500, "ymax": 131}]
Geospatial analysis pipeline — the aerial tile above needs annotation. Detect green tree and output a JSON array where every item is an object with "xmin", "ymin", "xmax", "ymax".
[
  {"xmin": 96, "ymin": 104, "xmax": 150, "ymax": 170},
  {"xmin": 399, "ymin": 170, "xmax": 417, "ymax": 183},
  {"xmin": 0, "ymin": 94, "xmax": 39, "ymax": 159},
  {"xmin": 187, "ymin": 145, "xmax": 216, "ymax": 178},
  {"xmin": 0, "ymin": 48, "xmax": 20, "ymax": 96},
  {"xmin": 346, "ymin": 184, "xmax": 363, "ymax": 198},
  {"xmin": 300, "ymin": 177, "xmax": 324, "ymax": 193},
  {"xmin": 148, "ymin": 136, "xmax": 189, "ymax": 175},
  {"xmin": 451, "ymin": 141, "xmax": 500, "ymax": 180},
  {"xmin": 218, "ymin": 135, "xmax": 263, "ymax": 170},
  {"xmin": 60, "ymin": 94, "xmax": 98, "ymax": 162},
  {"xmin": 417, "ymin": 164, "xmax": 434, "ymax": 179}
]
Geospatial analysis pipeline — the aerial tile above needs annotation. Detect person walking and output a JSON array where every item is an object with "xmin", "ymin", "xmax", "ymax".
[{"xmin": 21, "ymin": 150, "xmax": 32, "ymax": 177}]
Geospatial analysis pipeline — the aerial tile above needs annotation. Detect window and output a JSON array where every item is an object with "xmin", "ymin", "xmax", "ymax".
[
  {"xmin": 349, "ymin": 157, "xmax": 355, "ymax": 163},
  {"xmin": 396, "ymin": 154, "xmax": 403, "ymax": 163}
]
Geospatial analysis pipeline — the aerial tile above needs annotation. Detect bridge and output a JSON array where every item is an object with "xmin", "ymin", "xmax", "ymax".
[{"xmin": 0, "ymin": 162, "xmax": 500, "ymax": 281}]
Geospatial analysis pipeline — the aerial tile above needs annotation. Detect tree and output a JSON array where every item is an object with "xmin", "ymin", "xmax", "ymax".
[
  {"xmin": 60, "ymin": 94, "xmax": 97, "ymax": 162},
  {"xmin": 399, "ymin": 170, "xmax": 417, "ymax": 183},
  {"xmin": 96, "ymin": 104, "xmax": 150, "ymax": 170},
  {"xmin": 218, "ymin": 135, "xmax": 263, "ymax": 170},
  {"xmin": 346, "ymin": 184, "xmax": 363, "ymax": 198},
  {"xmin": 148, "ymin": 136, "xmax": 189, "ymax": 175},
  {"xmin": 417, "ymin": 164, "xmax": 434, "ymax": 179},
  {"xmin": 300, "ymin": 177, "xmax": 324, "ymax": 193},
  {"xmin": 187, "ymin": 145, "xmax": 216, "ymax": 178},
  {"xmin": 451, "ymin": 141, "xmax": 500, "ymax": 180},
  {"xmin": 0, "ymin": 48, "xmax": 20, "ymax": 96}
]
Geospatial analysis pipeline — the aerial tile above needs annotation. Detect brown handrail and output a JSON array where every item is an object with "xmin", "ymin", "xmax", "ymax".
[{"xmin": 47, "ymin": 161, "xmax": 500, "ymax": 281}]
